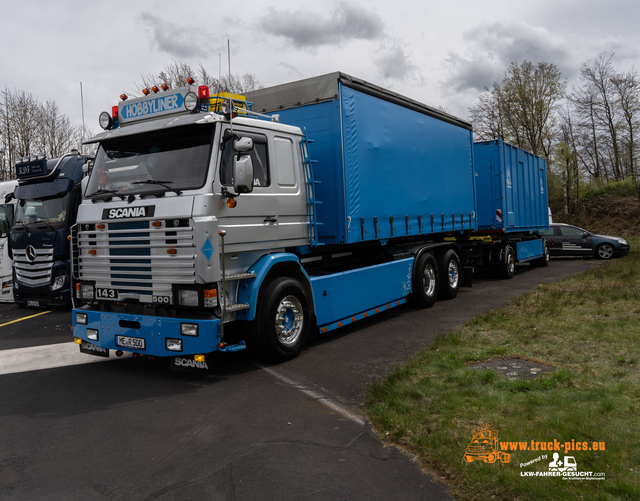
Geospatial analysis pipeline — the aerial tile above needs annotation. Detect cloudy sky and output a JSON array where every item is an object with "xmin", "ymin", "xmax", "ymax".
[{"xmin": 2, "ymin": 0, "xmax": 638, "ymax": 132}]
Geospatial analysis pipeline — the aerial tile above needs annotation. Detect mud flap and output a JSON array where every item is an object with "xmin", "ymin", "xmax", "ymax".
[
  {"xmin": 79, "ymin": 341, "xmax": 109, "ymax": 358},
  {"xmin": 170, "ymin": 355, "xmax": 214, "ymax": 374},
  {"xmin": 461, "ymin": 267, "xmax": 474, "ymax": 288}
]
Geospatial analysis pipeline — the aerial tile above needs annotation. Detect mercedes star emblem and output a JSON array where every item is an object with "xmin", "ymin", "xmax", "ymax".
[{"xmin": 26, "ymin": 245, "xmax": 37, "ymax": 262}]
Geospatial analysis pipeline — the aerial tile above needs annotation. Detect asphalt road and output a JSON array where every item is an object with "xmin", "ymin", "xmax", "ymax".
[{"xmin": 0, "ymin": 259, "xmax": 597, "ymax": 501}]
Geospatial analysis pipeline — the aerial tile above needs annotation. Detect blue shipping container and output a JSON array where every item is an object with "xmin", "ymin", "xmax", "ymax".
[
  {"xmin": 246, "ymin": 73, "xmax": 477, "ymax": 245},
  {"xmin": 473, "ymin": 139, "xmax": 549, "ymax": 232}
]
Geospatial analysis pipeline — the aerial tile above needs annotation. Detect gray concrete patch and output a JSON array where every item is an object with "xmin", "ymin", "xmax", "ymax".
[{"xmin": 467, "ymin": 357, "xmax": 556, "ymax": 380}]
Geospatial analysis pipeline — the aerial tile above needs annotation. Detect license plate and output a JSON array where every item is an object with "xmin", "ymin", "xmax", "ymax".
[
  {"xmin": 27, "ymin": 300, "xmax": 39, "ymax": 307},
  {"xmin": 80, "ymin": 341, "xmax": 109, "ymax": 358},
  {"xmin": 115, "ymin": 336, "xmax": 145, "ymax": 350},
  {"xmin": 97, "ymin": 288, "xmax": 118, "ymax": 299}
]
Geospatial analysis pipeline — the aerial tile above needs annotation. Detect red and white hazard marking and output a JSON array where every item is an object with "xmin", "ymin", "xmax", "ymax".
[{"xmin": 496, "ymin": 209, "xmax": 503, "ymax": 222}]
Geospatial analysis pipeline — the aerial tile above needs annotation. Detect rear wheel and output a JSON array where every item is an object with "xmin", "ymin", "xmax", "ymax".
[
  {"xmin": 497, "ymin": 245, "xmax": 516, "ymax": 279},
  {"xmin": 249, "ymin": 277, "xmax": 311, "ymax": 362},
  {"xmin": 531, "ymin": 241, "xmax": 550, "ymax": 267},
  {"xmin": 411, "ymin": 252, "xmax": 439, "ymax": 308},
  {"xmin": 438, "ymin": 248, "xmax": 461, "ymax": 299}
]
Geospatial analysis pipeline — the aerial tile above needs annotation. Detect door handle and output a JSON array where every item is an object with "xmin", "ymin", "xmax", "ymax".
[{"xmin": 264, "ymin": 217, "xmax": 277, "ymax": 224}]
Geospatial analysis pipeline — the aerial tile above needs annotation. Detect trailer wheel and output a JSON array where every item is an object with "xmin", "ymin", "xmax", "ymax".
[
  {"xmin": 497, "ymin": 245, "xmax": 516, "ymax": 279},
  {"xmin": 531, "ymin": 242, "xmax": 550, "ymax": 267},
  {"xmin": 438, "ymin": 249, "xmax": 461, "ymax": 299},
  {"xmin": 411, "ymin": 252, "xmax": 439, "ymax": 308},
  {"xmin": 250, "ymin": 277, "xmax": 311, "ymax": 362}
]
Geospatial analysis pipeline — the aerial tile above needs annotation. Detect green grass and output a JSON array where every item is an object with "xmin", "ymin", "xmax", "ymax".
[
  {"xmin": 365, "ymin": 237, "xmax": 640, "ymax": 501},
  {"xmin": 581, "ymin": 179, "xmax": 639, "ymax": 199}
]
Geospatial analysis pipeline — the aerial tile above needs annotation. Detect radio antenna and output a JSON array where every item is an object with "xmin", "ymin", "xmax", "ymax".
[
  {"xmin": 80, "ymin": 82, "xmax": 86, "ymax": 155},
  {"xmin": 228, "ymin": 40, "xmax": 233, "ymax": 133}
]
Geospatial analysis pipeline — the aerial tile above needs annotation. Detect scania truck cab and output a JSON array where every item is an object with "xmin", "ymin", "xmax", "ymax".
[
  {"xmin": 11, "ymin": 153, "xmax": 87, "ymax": 308},
  {"xmin": 0, "ymin": 180, "xmax": 18, "ymax": 302}
]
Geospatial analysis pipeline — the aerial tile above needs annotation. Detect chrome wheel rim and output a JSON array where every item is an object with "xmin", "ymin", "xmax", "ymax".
[
  {"xmin": 423, "ymin": 264, "xmax": 436, "ymax": 297},
  {"xmin": 507, "ymin": 249, "xmax": 515, "ymax": 273},
  {"xmin": 275, "ymin": 295, "xmax": 304, "ymax": 346},
  {"xmin": 448, "ymin": 260, "xmax": 459, "ymax": 288}
]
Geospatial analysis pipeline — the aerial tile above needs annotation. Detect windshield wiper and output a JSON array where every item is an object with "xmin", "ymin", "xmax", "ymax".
[
  {"xmin": 34, "ymin": 220, "xmax": 57, "ymax": 231},
  {"xmin": 88, "ymin": 189, "xmax": 125, "ymax": 201},
  {"xmin": 132, "ymin": 180, "xmax": 182, "ymax": 196}
]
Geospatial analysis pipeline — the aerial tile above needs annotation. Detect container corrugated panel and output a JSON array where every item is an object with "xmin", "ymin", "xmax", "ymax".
[
  {"xmin": 246, "ymin": 73, "xmax": 477, "ymax": 245},
  {"xmin": 473, "ymin": 139, "xmax": 549, "ymax": 232}
]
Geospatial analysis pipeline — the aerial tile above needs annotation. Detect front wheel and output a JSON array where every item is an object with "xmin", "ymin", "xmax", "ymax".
[
  {"xmin": 497, "ymin": 245, "xmax": 516, "ymax": 279},
  {"xmin": 249, "ymin": 277, "xmax": 312, "ymax": 362},
  {"xmin": 596, "ymin": 243, "xmax": 615, "ymax": 260}
]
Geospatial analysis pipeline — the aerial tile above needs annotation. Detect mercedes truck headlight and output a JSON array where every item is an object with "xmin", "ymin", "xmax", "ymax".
[
  {"xmin": 178, "ymin": 290, "xmax": 199, "ymax": 307},
  {"xmin": 51, "ymin": 275, "xmax": 65, "ymax": 291},
  {"xmin": 76, "ymin": 312, "xmax": 88, "ymax": 325}
]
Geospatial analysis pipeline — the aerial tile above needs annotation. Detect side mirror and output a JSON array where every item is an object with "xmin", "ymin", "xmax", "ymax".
[
  {"xmin": 233, "ymin": 137, "xmax": 254, "ymax": 152},
  {"xmin": 582, "ymin": 232, "xmax": 589, "ymax": 238},
  {"xmin": 83, "ymin": 160, "xmax": 94, "ymax": 175},
  {"xmin": 233, "ymin": 155, "xmax": 254, "ymax": 194}
]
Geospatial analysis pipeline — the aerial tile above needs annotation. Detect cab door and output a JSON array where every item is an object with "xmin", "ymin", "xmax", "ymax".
[{"xmin": 557, "ymin": 225, "xmax": 593, "ymax": 255}]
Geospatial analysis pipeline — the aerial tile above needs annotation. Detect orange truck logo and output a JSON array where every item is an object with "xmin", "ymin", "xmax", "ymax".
[{"xmin": 464, "ymin": 424, "xmax": 511, "ymax": 464}]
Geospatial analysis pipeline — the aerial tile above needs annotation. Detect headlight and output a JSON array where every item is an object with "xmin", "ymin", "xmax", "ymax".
[
  {"xmin": 87, "ymin": 329, "xmax": 99, "ymax": 341},
  {"xmin": 184, "ymin": 92, "xmax": 198, "ymax": 111},
  {"xmin": 181, "ymin": 323, "xmax": 199, "ymax": 337},
  {"xmin": 617, "ymin": 238, "xmax": 628, "ymax": 245},
  {"xmin": 51, "ymin": 275, "xmax": 65, "ymax": 291},
  {"xmin": 166, "ymin": 338, "xmax": 183, "ymax": 352},
  {"xmin": 80, "ymin": 284, "xmax": 94, "ymax": 300},
  {"xmin": 76, "ymin": 312, "xmax": 88, "ymax": 325},
  {"xmin": 179, "ymin": 290, "xmax": 199, "ymax": 307},
  {"xmin": 99, "ymin": 111, "xmax": 113, "ymax": 130}
]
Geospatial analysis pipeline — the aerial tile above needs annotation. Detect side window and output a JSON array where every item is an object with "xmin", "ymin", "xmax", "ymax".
[
  {"xmin": 559, "ymin": 226, "xmax": 584, "ymax": 237},
  {"xmin": 220, "ymin": 131, "xmax": 270, "ymax": 187},
  {"xmin": 537, "ymin": 228, "xmax": 555, "ymax": 236},
  {"xmin": 273, "ymin": 136, "xmax": 296, "ymax": 187}
]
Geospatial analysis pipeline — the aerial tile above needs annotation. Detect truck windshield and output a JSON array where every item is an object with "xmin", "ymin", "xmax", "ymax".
[
  {"xmin": 85, "ymin": 123, "xmax": 214, "ymax": 198},
  {"xmin": 14, "ymin": 192, "xmax": 70, "ymax": 226},
  {"xmin": 0, "ymin": 204, "xmax": 14, "ymax": 237}
]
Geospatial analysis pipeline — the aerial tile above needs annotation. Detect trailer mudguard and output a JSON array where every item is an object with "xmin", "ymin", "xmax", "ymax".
[{"xmin": 236, "ymin": 253, "xmax": 315, "ymax": 322}]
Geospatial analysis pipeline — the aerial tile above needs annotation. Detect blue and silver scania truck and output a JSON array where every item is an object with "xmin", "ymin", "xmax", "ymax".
[{"xmin": 71, "ymin": 72, "xmax": 548, "ymax": 368}]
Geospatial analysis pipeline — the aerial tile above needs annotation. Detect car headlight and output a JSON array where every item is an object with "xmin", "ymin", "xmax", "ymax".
[
  {"xmin": 617, "ymin": 238, "xmax": 628, "ymax": 245},
  {"xmin": 51, "ymin": 275, "xmax": 65, "ymax": 291},
  {"xmin": 179, "ymin": 290, "xmax": 199, "ymax": 307}
]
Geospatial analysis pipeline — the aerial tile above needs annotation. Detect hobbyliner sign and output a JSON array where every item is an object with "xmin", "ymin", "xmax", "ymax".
[
  {"xmin": 118, "ymin": 88, "xmax": 190, "ymax": 124},
  {"xmin": 102, "ymin": 206, "xmax": 155, "ymax": 219}
]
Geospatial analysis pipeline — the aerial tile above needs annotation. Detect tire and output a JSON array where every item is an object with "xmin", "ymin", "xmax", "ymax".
[
  {"xmin": 464, "ymin": 455, "xmax": 474, "ymax": 463},
  {"xmin": 531, "ymin": 241, "xmax": 550, "ymax": 267},
  {"xmin": 496, "ymin": 245, "xmax": 516, "ymax": 279},
  {"xmin": 485, "ymin": 453, "xmax": 497, "ymax": 464},
  {"xmin": 249, "ymin": 277, "xmax": 312, "ymax": 362},
  {"xmin": 596, "ymin": 243, "xmax": 615, "ymax": 260},
  {"xmin": 438, "ymin": 248, "xmax": 461, "ymax": 299},
  {"xmin": 410, "ymin": 252, "xmax": 439, "ymax": 308}
]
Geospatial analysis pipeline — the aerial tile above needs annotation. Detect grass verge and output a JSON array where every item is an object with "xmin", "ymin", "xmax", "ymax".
[{"xmin": 365, "ymin": 237, "xmax": 640, "ymax": 501}]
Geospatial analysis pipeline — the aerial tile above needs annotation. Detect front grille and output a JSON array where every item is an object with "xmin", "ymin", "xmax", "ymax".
[
  {"xmin": 74, "ymin": 219, "xmax": 196, "ymax": 302},
  {"xmin": 13, "ymin": 248, "xmax": 54, "ymax": 286}
]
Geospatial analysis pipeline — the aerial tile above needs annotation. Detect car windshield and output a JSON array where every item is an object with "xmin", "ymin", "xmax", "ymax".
[
  {"xmin": 0, "ymin": 204, "xmax": 13, "ymax": 237},
  {"xmin": 14, "ymin": 192, "xmax": 70, "ymax": 226},
  {"xmin": 85, "ymin": 123, "xmax": 215, "ymax": 198}
]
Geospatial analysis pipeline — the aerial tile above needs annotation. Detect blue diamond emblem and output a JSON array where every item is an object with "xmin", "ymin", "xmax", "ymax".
[{"xmin": 201, "ymin": 238, "xmax": 214, "ymax": 261}]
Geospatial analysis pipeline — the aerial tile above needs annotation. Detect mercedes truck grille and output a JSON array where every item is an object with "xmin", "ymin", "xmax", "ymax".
[{"xmin": 14, "ymin": 248, "xmax": 54, "ymax": 286}]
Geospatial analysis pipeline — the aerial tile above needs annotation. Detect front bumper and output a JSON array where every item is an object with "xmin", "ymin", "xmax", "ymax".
[{"xmin": 72, "ymin": 308, "xmax": 222, "ymax": 357}]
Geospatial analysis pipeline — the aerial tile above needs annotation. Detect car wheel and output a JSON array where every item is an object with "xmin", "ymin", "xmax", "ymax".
[
  {"xmin": 497, "ymin": 245, "xmax": 516, "ymax": 279},
  {"xmin": 250, "ymin": 277, "xmax": 312, "ymax": 362},
  {"xmin": 438, "ymin": 249, "xmax": 461, "ymax": 299},
  {"xmin": 411, "ymin": 251, "xmax": 439, "ymax": 308},
  {"xmin": 596, "ymin": 243, "xmax": 615, "ymax": 260}
]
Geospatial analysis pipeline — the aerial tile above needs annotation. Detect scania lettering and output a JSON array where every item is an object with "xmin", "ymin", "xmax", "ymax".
[
  {"xmin": 11, "ymin": 153, "xmax": 88, "ymax": 308},
  {"xmin": 72, "ymin": 74, "xmax": 548, "ymax": 366}
]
